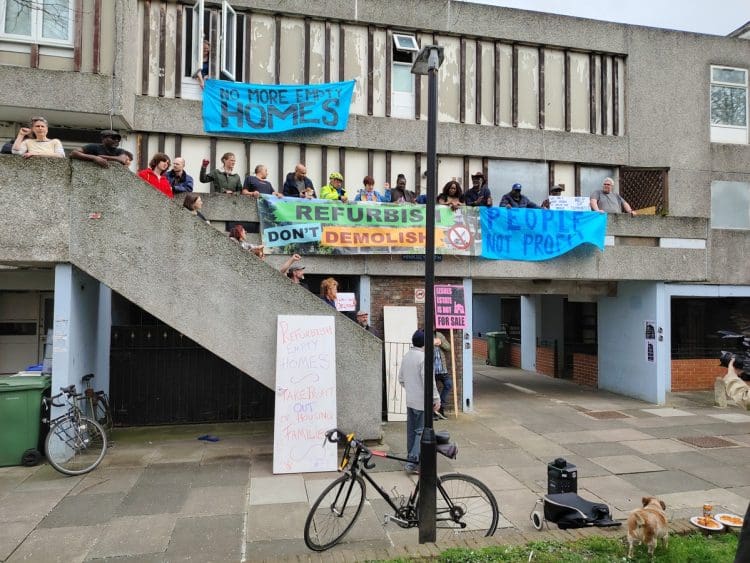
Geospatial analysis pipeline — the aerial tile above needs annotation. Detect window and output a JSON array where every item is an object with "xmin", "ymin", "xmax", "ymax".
[
  {"xmin": 710, "ymin": 181, "xmax": 750, "ymax": 230},
  {"xmin": 391, "ymin": 33, "xmax": 419, "ymax": 119},
  {"xmin": 183, "ymin": 0, "xmax": 244, "ymax": 99},
  {"xmin": 710, "ymin": 65, "xmax": 748, "ymax": 144},
  {"xmin": 0, "ymin": 0, "xmax": 73, "ymax": 45}
]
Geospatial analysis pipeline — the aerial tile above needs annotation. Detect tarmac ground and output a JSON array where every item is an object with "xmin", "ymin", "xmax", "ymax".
[{"xmin": 1, "ymin": 362, "xmax": 748, "ymax": 562}]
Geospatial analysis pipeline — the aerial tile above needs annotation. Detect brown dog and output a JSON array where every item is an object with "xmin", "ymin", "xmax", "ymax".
[{"xmin": 626, "ymin": 496, "xmax": 669, "ymax": 559}]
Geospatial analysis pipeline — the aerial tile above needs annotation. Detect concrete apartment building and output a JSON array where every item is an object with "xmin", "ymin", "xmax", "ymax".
[{"xmin": 1, "ymin": 1, "xmax": 749, "ymax": 439}]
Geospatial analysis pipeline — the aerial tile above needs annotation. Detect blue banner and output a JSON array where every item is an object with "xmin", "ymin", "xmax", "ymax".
[
  {"xmin": 202, "ymin": 79, "xmax": 356, "ymax": 134},
  {"xmin": 480, "ymin": 208, "xmax": 606, "ymax": 261}
]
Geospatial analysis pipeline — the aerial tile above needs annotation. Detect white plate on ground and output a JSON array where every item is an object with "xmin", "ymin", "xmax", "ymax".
[
  {"xmin": 690, "ymin": 516, "xmax": 725, "ymax": 531},
  {"xmin": 715, "ymin": 513, "xmax": 744, "ymax": 528}
]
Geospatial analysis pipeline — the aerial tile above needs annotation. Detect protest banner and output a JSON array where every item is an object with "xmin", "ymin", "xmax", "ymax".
[
  {"xmin": 273, "ymin": 315, "xmax": 337, "ymax": 474},
  {"xmin": 203, "ymin": 79, "xmax": 355, "ymax": 134},
  {"xmin": 434, "ymin": 285, "xmax": 467, "ymax": 330},
  {"xmin": 480, "ymin": 207, "xmax": 606, "ymax": 261}
]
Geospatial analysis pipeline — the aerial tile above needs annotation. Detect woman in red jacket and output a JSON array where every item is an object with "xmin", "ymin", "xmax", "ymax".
[{"xmin": 138, "ymin": 153, "xmax": 174, "ymax": 198}]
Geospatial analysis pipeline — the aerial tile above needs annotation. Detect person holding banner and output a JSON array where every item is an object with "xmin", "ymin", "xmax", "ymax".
[
  {"xmin": 354, "ymin": 176, "xmax": 387, "ymax": 202},
  {"xmin": 541, "ymin": 185, "xmax": 564, "ymax": 209},
  {"xmin": 319, "ymin": 277, "xmax": 339, "ymax": 308},
  {"xmin": 500, "ymin": 183, "xmax": 539, "ymax": 209},
  {"xmin": 199, "ymin": 153, "xmax": 242, "ymax": 194},
  {"xmin": 465, "ymin": 172, "xmax": 493, "ymax": 207},
  {"xmin": 320, "ymin": 172, "xmax": 349, "ymax": 203},
  {"xmin": 398, "ymin": 330, "xmax": 441, "ymax": 473},
  {"xmin": 282, "ymin": 163, "xmax": 316, "ymax": 198},
  {"xmin": 433, "ymin": 331, "xmax": 452, "ymax": 420},
  {"xmin": 437, "ymin": 180, "xmax": 465, "ymax": 211}
]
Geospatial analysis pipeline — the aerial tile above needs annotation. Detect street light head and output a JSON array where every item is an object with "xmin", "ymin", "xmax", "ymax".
[{"xmin": 411, "ymin": 45, "xmax": 444, "ymax": 75}]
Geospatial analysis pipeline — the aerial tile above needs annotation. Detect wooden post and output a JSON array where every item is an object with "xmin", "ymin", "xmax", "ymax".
[{"xmin": 450, "ymin": 330, "xmax": 458, "ymax": 418}]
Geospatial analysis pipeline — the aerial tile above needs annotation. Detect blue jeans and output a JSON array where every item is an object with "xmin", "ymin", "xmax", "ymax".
[
  {"xmin": 435, "ymin": 373, "xmax": 452, "ymax": 408},
  {"xmin": 406, "ymin": 407, "xmax": 425, "ymax": 465}
]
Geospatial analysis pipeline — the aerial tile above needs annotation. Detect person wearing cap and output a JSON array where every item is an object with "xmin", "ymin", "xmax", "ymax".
[
  {"xmin": 11, "ymin": 116, "xmax": 65, "ymax": 159},
  {"xmin": 355, "ymin": 311, "xmax": 380, "ymax": 338},
  {"xmin": 500, "ymin": 183, "xmax": 539, "ymax": 209},
  {"xmin": 590, "ymin": 177, "xmax": 637, "ymax": 216},
  {"xmin": 541, "ymin": 184, "xmax": 565, "ymax": 209},
  {"xmin": 398, "ymin": 329, "xmax": 441, "ymax": 473},
  {"xmin": 464, "ymin": 171, "xmax": 493, "ymax": 207},
  {"xmin": 320, "ymin": 172, "xmax": 349, "ymax": 202},
  {"xmin": 282, "ymin": 163, "xmax": 316, "ymax": 198},
  {"xmin": 70, "ymin": 129, "xmax": 129, "ymax": 168}
]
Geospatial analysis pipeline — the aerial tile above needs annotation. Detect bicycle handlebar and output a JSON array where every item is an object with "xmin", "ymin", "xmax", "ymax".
[
  {"xmin": 43, "ymin": 385, "xmax": 80, "ymax": 408},
  {"xmin": 324, "ymin": 428, "xmax": 376, "ymax": 469}
]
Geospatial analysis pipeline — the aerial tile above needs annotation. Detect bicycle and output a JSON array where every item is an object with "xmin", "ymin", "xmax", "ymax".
[
  {"xmin": 80, "ymin": 373, "xmax": 114, "ymax": 435},
  {"xmin": 42, "ymin": 385, "xmax": 108, "ymax": 476},
  {"xmin": 304, "ymin": 428, "xmax": 499, "ymax": 551}
]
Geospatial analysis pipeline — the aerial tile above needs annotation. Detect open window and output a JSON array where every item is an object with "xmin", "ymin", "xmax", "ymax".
[
  {"xmin": 0, "ymin": 0, "xmax": 74, "ymax": 46},
  {"xmin": 221, "ymin": 0, "xmax": 236, "ymax": 81},
  {"xmin": 391, "ymin": 33, "xmax": 419, "ymax": 119},
  {"xmin": 183, "ymin": 1, "xmax": 244, "ymax": 99},
  {"xmin": 710, "ymin": 65, "xmax": 748, "ymax": 144}
]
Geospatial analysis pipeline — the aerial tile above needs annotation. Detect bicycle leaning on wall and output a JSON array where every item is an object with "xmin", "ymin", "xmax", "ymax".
[
  {"xmin": 42, "ymin": 385, "xmax": 108, "ymax": 476},
  {"xmin": 304, "ymin": 428, "xmax": 499, "ymax": 551}
]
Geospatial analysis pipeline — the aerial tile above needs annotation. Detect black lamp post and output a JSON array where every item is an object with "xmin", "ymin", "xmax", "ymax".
[{"xmin": 411, "ymin": 44, "xmax": 444, "ymax": 544}]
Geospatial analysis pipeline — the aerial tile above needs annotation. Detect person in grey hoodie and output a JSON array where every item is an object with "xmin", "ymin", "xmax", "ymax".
[{"xmin": 398, "ymin": 329, "xmax": 440, "ymax": 473}]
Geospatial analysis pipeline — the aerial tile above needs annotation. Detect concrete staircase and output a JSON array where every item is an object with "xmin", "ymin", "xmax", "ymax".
[{"xmin": 0, "ymin": 156, "xmax": 381, "ymax": 439}]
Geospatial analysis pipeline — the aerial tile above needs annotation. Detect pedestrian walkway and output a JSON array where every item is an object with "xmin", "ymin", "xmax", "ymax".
[{"xmin": 1, "ymin": 362, "xmax": 748, "ymax": 562}]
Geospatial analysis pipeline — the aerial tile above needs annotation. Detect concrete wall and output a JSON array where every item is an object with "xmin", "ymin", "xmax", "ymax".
[
  {"xmin": 472, "ymin": 295, "xmax": 502, "ymax": 337},
  {"xmin": 598, "ymin": 281, "xmax": 664, "ymax": 403},
  {"xmin": 0, "ymin": 159, "xmax": 382, "ymax": 439}
]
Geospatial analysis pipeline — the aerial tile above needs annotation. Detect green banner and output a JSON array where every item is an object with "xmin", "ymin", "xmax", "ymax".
[{"xmin": 269, "ymin": 200, "xmax": 456, "ymax": 227}]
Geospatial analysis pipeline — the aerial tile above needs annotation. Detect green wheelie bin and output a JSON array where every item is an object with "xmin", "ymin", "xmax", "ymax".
[
  {"xmin": 0, "ymin": 374, "xmax": 50, "ymax": 467},
  {"xmin": 485, "ymin": 332, "xmax": 508, "ymax": 367}
]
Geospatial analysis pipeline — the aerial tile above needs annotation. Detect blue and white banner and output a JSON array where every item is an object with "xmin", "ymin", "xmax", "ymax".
[
  {"xmin": 202, "ymin": 79, "xmax": 356, "ymax": 134},
  {"xmin": 480, "ymin": 208, "xmax": 606, "ymax": 261}
]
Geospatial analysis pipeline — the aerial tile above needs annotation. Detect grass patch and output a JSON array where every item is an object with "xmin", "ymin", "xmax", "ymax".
[{"xmin": 397, "ymin": 533, "xmax": 738, "ymax": 562}]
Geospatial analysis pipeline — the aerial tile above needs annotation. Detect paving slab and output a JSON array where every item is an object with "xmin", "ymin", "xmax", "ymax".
[
  {"xmin": 578, "ymin": 475, "xmax": 649, "ymax": 512},
  {"xmin": 147, "ymin": 442, "xmax": 206, "ymax": 465},
  {"xmin": 6, "ymin": 524, "xmax": 104, "ymax": 563},
  {"xmin": 245, "ymin": 501, "xmax": 310, "ymax": 542},
  {"xmin": 451, "ymin": 465, "xmax": 525, "ymax": 491},
  {"xmin": 589, "ymin": 455, "xmax": 664, "ymax": 474},
  {"xmin": 708, "ymin": 412, "xmax": 750, "ymax": 423},
  {"xmin": 0, "ymin": 520, "xmax": 36, "ymax": 561},
  {"xmin": 0, "ymin": 489, "xmax": 66, "ymax": 523},
  {"xmin": 13, "ymin": 465, "xmax": 82, "ymax": 493},
  {"xmin": 165, "ymin": 514, "xmax": 243, "ymax": 560},
  {"xmin": 87, "ymin": 514, "xmax": 176, "ymax": 559},
  {"xmin": 249, "ymin": 474, "xmax": 307, "ymax": 505},
  {"xmin": 137, "ymin": 462, "xmax": 200, "ymax": 487},
  {"xmin": 69, "ymin": 468, "xmax": 143, "ymax": 496},
  {"xmin": 658, "ymin": 487, "xmax": 750, "ymax": 516},
  {"xmin": 681, "ymin": 464, "xmax": 750, "ymax": 488},
  {"xmin": 116, "ymin": 483, "xmax": 189, "ymax": 516},
  {"xmin": 99, "ymin": 447, "xmax": 158, "ymax": 469},
  {"xmin": 619, "ymin": 438, "xmax": 694, "ymax": 455},
  {"xmin": 191, "ymin": 460, "xmax": 251, "ymax": 487},
  {"xmin": 181, "ymin": 485, "xmax": 248, "ymax": 516},
  {"xmin": 618, "ymin": 470, "xmax": 716, "ymax": 495},
  {"xmin": 641, "ymin": 408, "xmax": 695, "ymax": 418},
  {"xmin": 563, "ymin": 441, "xmax": 637, "ymax": 457},
  {"xmin": 643, "ymin": 450, "xmax": 732, "ymax": 470},
  {"xmin": 543, "ymin": 428, "xmax": 653, "ymax": 444},
  {"xmin": 38, "ymin": 492, "xmax": 124, "ymax": 528},
  {"xmin": 701, "ymin": 445, "xmax": 750, "ymax": 465}
]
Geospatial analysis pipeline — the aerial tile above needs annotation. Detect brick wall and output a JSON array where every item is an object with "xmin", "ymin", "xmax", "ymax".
[
  {"xmin": 473, "ymin": 337, "xmax": 487, "ymax": 360},
  {"xmin": 370, "ymin": 276, "xmax": 464, "ymax": 413},
  {"xmin": 509, "ymin": 343, "xmax": 522, "ymax": 367},
  {"xmin": 671, "ymin": 359, "xmax": 725, "ymax": 391},
  {"xmin": 572, "ymin": 353, "xmax": 598, "ymax": 387},
  {"xmin": 536, "ymin": 345, "xmax": 556, "ymax": 377}
]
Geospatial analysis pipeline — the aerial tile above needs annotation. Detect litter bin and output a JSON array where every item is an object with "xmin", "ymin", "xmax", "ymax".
[
  {"xmin": 485, "ymin": 332, "xmax": 507, "ymax": 367},
  {"xmin": 0, "ymin": 374, "xmax": 50, "ymax": 467}
]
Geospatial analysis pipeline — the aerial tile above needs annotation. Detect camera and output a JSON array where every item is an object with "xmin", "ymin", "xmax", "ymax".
[{"xmin": 718, "ymin": 329, "xmax": 750, "ymax": 379}]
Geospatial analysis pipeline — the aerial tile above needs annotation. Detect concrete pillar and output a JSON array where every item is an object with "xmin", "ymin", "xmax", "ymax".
[
  {"xmin": 520, "ymin": 295, "xmax": 540, "ymax": 371},
  {"xmin": 541, "ymin": 295, "xmax": 565, "ymax": 376},
  {"xmin": 51, "ymin": 265, "xmax": 100, "ymax": 406},
  {"xmin": 96, "ymin": 285, "xmax": 112, "ymax": 394},
  {"xmin": 462, "ymin": 278, "xmax": 473, "ymax": 412},
  {"xmin": 358, "ymin": 275, "xmax": 371, "ymax": 315}
]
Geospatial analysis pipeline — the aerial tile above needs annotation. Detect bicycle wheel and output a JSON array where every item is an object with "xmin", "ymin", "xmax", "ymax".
[
  {"xmin": 434, "ymin": 473, "xmax": 499, "ymax": 540},
  {"xmin": 304, "ymin": 474, "xmax": 366, "ymax": 551},
  {"xmin": 45, "ymin": 416, "xmax": 107, "ymax": 476},
  {"xmin": 94, "ymin": 394, "xmax": 114, "ymax": 432}
]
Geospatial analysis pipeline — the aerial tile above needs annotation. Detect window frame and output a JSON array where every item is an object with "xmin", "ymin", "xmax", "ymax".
[
  {"xmin": 709, "ymin": 64, "xmax": 748, "ymax": 144},
  {"xmin": 392, "ymin": 33, "xmax": 419, "ymax": 54},
  {"xmin": 220, "ymin": 0, "xmax": 237, "ymax": 81},
  {"xmin": 0, "ymin": 0, "xmax": 75, "ymax": 46},
  {"xmin": 190, "ymin": 0, "xmax": 205, "ymax": 78}
]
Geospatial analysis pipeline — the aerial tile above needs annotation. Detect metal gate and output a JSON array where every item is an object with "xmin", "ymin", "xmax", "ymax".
[
  {"xmin": 620, "ymin": 167, "xmax": 669, "ymax": 214},
  {"xmin": 110, "ymin": 325, "xmax": 273, "ymax": 426}
]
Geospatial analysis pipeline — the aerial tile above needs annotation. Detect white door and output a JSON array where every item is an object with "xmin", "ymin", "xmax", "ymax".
[{"xmin": 383, "ymin": 306, "xmax": 418, "ymax": 421}]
